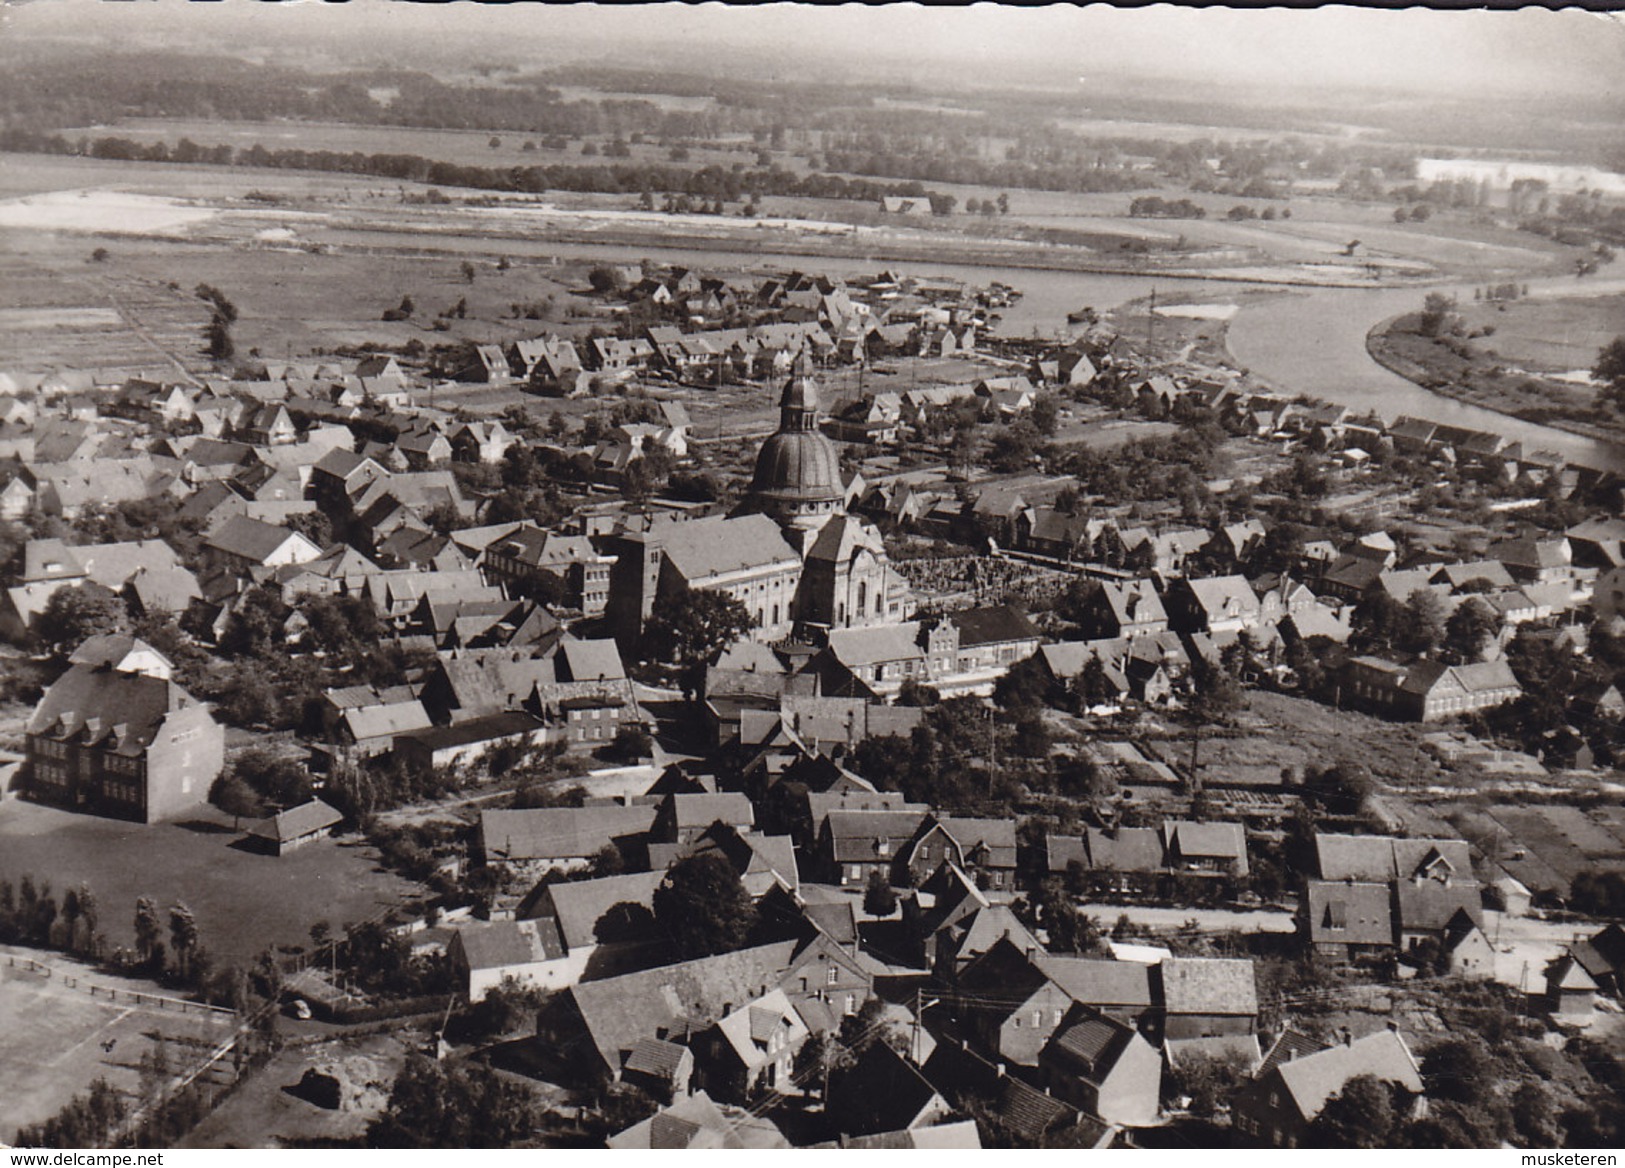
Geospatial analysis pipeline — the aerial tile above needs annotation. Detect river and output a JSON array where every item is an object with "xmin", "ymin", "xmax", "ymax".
[
  {"xmin": 1228, "ymin": 273, "xmax": 1625, "ymax": 471},
  {"xmin": 314, "ymin": 224, "xmax": 1625, "ymax": 470},
  {"xmin": 312, "ymin": 224, "xmax": 1221, "ymax": 338}
]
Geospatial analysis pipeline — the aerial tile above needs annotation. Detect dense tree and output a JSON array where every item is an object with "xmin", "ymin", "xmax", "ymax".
[
  {"xmin": 168, "ymin": 903, "xmax": 199, "ymax": 982},
  {"xmin": 1352, "ymin": 589, "xmax": 1404, "ymax": 651},
  {"xmin": 210, "ymin": 772, "xmax": 266, "ymax": 828},
  {"xmin": 1304, "ymin": 760, "xmax": 1375, "ymax": 816},
  {"xmin": 367, "ymin": 1055, "xmax": 541, "ymax": 1148},
  {"xmin": 134, "ymin": 896, "xmax": 161, "ymax": 966},
  {"xmin": 1420, "ymin": 1036, "xmax": 1496, "ymax": 1106},
  {"xmin": 1187, "ymin": 657, "xmax": 1246, "ymax": 729},
  {"xmin": 1418, "ymin": 292, "xmax": 1460, "ymax": 338},
  {"xmin": 1165, "ymin": 1049, "xmax": 1251, "ymax": 1117},
  {"xmin": 1595, "ymin": 336, "xmax": 1625, "ymax": 411},
  {"xmin": 35, "ymin": 583, "xmax": 127, "ymax": 651},
  {"xmin": 1035, "ymin": 882, "xmax": 1103, "ymax": 955},
  {"xmin": 219, "ymin": 585, "xmax": 291, "ymax": 659},
  {"xmin": 1398, "ymin": 587, "xmax": 1447, "ymax": 656},
  {"xmin": 653, "ymin": 852, "xmax": 756, "ymax": 960},
  {"xmin": 642, "ymin": 586, "xmax": 755, "ymax": 694},
  {"xmin": 862, "ymin": 869, "xmax": 897, "ymax": 917},
  {"xmin": 1308, "ymin": 1074, "xmax": 1401, "ymax": 1148},
  {"xmin": 13, "ymin": 1077, "xmax": 127, "ymax": 1147},
  {"xmin": 1442, "ymin": 597, "xmax": 1497, "ymax": 664},
  {"xmin": 1510, "ymin": 1080, "xmax": 1561, "ymax": 1146},
  {"xmin": 284, "ymin": 509, "xmax": 333, "ymax": 549},
  {"xmin": 228, "ymin": 747, "xmax": 314, "ymax": 807}
]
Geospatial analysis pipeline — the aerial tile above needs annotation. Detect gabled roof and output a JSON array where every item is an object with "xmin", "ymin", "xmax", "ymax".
[
  {"xmin": 1314, "ymin": 834, "xmax": 1472, "ymax": 882},
  {"xmin": 1045, "ymin": 1012, "xmax": 1135, "ymax": 1084},
  {"xmin": 454, "ymin": 917, "xmax": 565, "ymax": 970},
  {"xmin": 28, "ymin": 664, "xmax": 201, "ymax": 755},
  {"xmin": 1163, "ymin": 820, "xmax": 1247, "ymax": 862},
  {"xmin": 1256, "ymin": 1029, "xmax": 1331, "ymax": 1079},
  {"xmin": 826, "ymin": 622, "xmax": 924, "ymax": 669},
  {"xmin": 342, "ymin": 700, "xmax": 433, "ymax": 743},
  {"xmin": 824, "ymin": 808, "xmax": 929, "ymax": 861},
  {"xmin": 828, "ymin": 1041, "xmax": 944, "ymax": 1137},
  {"xmin": 533, "ymin": 870, "xmax": 665, "ymax": 952},
  {"xmin": 1304, "ymin": 880, "xmax": 1393, "ymax": 947},
  {"xmin": 1083, "ymin": 826, "xmax": 1163, "ymax": 873},
  {"xmin": 622, "ymin": 1035, "xmax": 690, "ymax": 1080},
  {"xmin": 246, "ymin": 798, "xmax": 343, "ymax": 844},
  {"xmin": 1157, "ymin": 958, "xmax": 1258, "ymax": 1017},
  {"xmin": 1270, "ymin": 1030, "xmax": 1423, "ymax": 1123},
  {"xmin": 1181, "ymin": 575, "xmax": 1261, "ymax": 619},
  {"xmin": 663, "ymin": 791, "xmax": 755, "ymax": 830},
  {"xmin": 563, "ymin": 941, "xmax": 800, "ymax": 1074},
  {"xmin": 205, "ymin": 515, "xmax": 316, "ymax": 564},
  {"xmin": 947, "ymin": 605, "xmax": 1040, "ymax": 647},
  {"xmin": 660, "ymin": 514, "xmax": 800, "ymax": 583},
  {"xmin": 1038, "ymin": 955, "xmax": 1154, "ymax": 1009},
  {"xmin": 558, "ymin": 637, "xmax": 626, "ymax": 683},
  {"xmin": 1393, "ymin": 881, "xmax": 1482, "ymax": 933},
  {"xmin": 920, "ymin": 815, "xmax": 1018, "ymax": 869},
  {"xmin": 479, "ymin": 804, "xmax": 657, "ymax": 864}
]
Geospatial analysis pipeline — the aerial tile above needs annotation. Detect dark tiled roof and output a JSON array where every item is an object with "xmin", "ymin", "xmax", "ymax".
[
  {"xmin": 948, "ymin": 604, "xmax": 1041, "ymax": 647},
  {"xmin": 623, "ymin": 1035, "xmax": 689, "ymax": 1080},
  {"xmin": 247, "ymin": 798, "xmax": 343, "ymax": 844},
  {"xmin": 999, "ymin": 1076, "xmax": 1078, "ymax": 1141},
  {"xmin": 1304, "ymin": 881, "xmax": 1393, "ymax": 947}
]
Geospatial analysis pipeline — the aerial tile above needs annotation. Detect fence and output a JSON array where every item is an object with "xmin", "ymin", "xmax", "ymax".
[{"xmin": 1, "ymin": 948, "xmax": 237, "ymax": 1018}]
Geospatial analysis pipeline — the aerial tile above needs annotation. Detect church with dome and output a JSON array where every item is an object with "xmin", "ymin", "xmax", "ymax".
[
  {"xmin": 740, "ymin": 374, "xmax": 915, "ymax": 635},
  {"xmin": 605, "ymin": 373, "xmax": 913, "ymax": 649}
]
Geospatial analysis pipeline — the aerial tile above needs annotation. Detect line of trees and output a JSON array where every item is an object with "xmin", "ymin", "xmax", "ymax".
[{"xmin": 0, "ymin": 127, "xmax": 948, "ymax": 209}]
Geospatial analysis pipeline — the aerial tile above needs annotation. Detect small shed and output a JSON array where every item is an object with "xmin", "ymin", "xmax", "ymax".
[
  {"xmin": 1545, "ymin": 955, "xmax": 1597, "ymax": 1019},
  {"xmin": 246, "ymin": 798, "xmax": 344, "ymax": 856}
]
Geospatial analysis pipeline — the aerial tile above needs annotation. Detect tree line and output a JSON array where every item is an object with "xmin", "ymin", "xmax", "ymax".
[{"xmin": 0, "ymin": 127, "xmax": 947, "ymax": 208}]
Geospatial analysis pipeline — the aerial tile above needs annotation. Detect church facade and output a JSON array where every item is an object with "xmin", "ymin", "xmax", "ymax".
[
  {"xmin": 740, "ymin": 375, "xmax": 914, "ymax": 637},
  {"xmin": 607, "ymin": 374, "xmax": 913, "ymax": 649}
]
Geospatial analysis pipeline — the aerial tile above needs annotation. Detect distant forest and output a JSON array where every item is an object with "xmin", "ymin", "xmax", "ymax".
[
  {"xmin": 0, "ymin": 47, "xmax": 1617, "ymax": 202},
  {"xmin": 0, "ymin": 124, "xmax": 943, "ymax": 206}
]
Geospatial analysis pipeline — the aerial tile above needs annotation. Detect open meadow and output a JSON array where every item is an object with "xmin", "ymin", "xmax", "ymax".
[{"xmin": 0, "ymin": 800, "xmax": 420, "ymax": 967}]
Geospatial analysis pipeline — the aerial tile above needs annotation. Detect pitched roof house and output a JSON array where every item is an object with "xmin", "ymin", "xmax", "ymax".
[{"xmin": 1232, "ymin": 1028, "xmax": 1424, "ymax": 1148}]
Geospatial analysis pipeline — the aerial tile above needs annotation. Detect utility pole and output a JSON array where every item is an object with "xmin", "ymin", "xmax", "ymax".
[{"xmin": 1146, "ymin": 286, "xmax": 1156, "ymax": 359}]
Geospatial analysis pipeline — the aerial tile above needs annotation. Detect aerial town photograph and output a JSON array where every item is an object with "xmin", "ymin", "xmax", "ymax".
[{"xmin": 0, "ymin": 0, "xmax": 1621, "ymax": 1154}]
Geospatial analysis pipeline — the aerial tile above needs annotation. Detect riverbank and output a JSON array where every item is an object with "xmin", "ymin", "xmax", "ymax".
[
  {"xmin": 306, "ymin": 213, "xmax": 1438, "ymax": 292},
  {"xmin": 1365, "ymin": 305, "xmax": 1624, "ymax": 448}
]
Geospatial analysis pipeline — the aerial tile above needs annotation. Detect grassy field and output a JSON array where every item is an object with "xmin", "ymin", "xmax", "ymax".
[
  {"xmin": 0, "ymin": 800, "xmax": 421, "ymax": 967},
  {"xmin": 1368, "ymin": 293, "xmax": 1623, "ymax": 441},
  {"xmin": 1458, "ymin": 293, "xmax": 1624, "ymax": 373},
  {"xmin": 62, "ymin": 116, "xmax": 755, "ymax": 175},
  {"xmin": 0, "ymin": 955, "xmax": 233, "ymax": 1139}
]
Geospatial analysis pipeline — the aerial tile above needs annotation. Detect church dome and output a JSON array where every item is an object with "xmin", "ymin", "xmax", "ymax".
[
  {"xmin": 751, "ymin": 428, "xmax": 844, "ymax": 503},
  {"xmin": 749, "ymin": 373, "xmax": 844, "ymax": 514}
]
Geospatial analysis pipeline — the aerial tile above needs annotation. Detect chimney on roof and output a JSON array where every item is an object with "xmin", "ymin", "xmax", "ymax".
[{"xmin": 1341, "ymin": 1027, "xmax": 1354, "ymax": 1046}]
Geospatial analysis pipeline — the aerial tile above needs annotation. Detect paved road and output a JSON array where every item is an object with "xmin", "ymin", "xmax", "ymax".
[
  {"xmin": 1077, "ymin": 902, "xmax": 1299, "ymax": 934},
  {"xmin": 1481, "ymin": 910, "xmax": 1601, "ymax": 993}
]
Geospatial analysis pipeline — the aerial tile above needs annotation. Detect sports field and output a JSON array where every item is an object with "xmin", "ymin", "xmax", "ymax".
[
  {"xmin": 0, "ymin": 800, "xmax": 421, "ymax": 967},
  {"xmin": 0, "ymin": 954, "xmax": 233, "ymax": 1141}
]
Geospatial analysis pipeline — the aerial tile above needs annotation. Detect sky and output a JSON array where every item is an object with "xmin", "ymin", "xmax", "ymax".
[{"xmin": 3, "ymin": 2, "xmax": 1622, "ymax": 102}]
